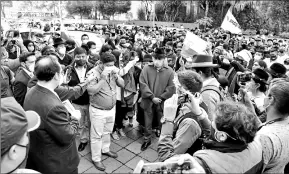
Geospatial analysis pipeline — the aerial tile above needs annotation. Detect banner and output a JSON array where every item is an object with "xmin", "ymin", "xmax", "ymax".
[
  {"xmin": 221, "ymin": 9, "xmax": 242, "ymax": 34},
  {"xmin": 181, "ymin": 31, "xmax": 208, "ymax": 58}
]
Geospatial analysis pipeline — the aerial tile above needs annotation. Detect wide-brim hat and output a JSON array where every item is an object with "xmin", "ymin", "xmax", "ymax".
[
  {"xmin": 266, "ymin": 63, "xmax": 287, "ymax": 78},
  {"xmin": 152, "ymin": 48, "xmax": 166, "ymax": 60},
  {"xmin": 190, "ymin": 54, "xmax": 218, "ymax": 68},
  {"xmin": 53, "ymin": 38, "xmax": 65, "ymax": 47}
]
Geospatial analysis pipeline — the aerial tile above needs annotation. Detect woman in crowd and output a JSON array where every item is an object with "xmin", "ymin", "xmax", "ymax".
[
  {"xmin": 244, "ymin": 68, "xmax": 269, "ymax": 122},
  {"xmin": 252, "ymin": 59, "xmax": 267, "ymax": 71},
  {"xmin": 6, "ymin": 40, "xmax": 20, "ymax": 59},
  {"xmin": 23, "ymin": 40, "xmax": 36, "ymax": 53}
]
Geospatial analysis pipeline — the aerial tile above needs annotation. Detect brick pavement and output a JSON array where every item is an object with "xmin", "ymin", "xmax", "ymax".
[{"xmin": 76, "ymin": 118, "xmax": 159, "ymax": 174}]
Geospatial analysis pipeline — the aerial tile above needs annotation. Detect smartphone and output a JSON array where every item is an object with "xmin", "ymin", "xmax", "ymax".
[
  {"xmin": 11, "ymin": 40, "xmax": 16, "ymax": 44},
  {"xmin": 137, "ymin": 161, "xmax": 191, "ymax": 174}
]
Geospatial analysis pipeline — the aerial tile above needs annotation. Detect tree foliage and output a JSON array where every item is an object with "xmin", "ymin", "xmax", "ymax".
[
  {"xmin": 137, "ymin": 7, "xmax": 146, "ymax": 21},
  {"xmin": 66, "ymin": 1, "xmax": 93, "ymax": 19},
  {"xmin": 95, "ymin": 0, "xmax": 131, "ymax": 19},
  {"xmin": 155, "ymin": 0, "xmax": 185, "ymax": 22},
  {"xmin": 196, "ymin": 17, "xmax": 213, "ymax": 29}
]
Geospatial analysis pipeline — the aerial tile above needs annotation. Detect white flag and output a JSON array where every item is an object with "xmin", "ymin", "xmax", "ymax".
[
  {"xmin": 221, "ymin": 9, "xmax": 242, "ymax": 34},
  {"xmin": 181, "ymin": 31, "xmax": 208, "ymax": 58}
]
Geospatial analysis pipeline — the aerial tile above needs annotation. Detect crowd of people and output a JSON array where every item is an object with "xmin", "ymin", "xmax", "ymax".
[{"xmin": 1, "ymin": 23, "xmax": 289, "ymax": 174}]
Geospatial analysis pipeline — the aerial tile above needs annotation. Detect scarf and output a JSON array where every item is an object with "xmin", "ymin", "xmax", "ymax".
[{"xmin": 203, "ymin": 139, "xmax": 247, "ymax": 153}]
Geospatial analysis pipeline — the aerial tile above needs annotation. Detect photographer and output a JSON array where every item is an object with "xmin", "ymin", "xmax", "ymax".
[
  {"xmin": 241, "ymin": 68, "xmax": 269, "ymax": 122},
  {"xmin": 161, "ymin": 100, "xmax": 262, "ymax": 173},
  {"xmin": 158, "ymin": 70, "xmax": 211, "ymax": 162}
]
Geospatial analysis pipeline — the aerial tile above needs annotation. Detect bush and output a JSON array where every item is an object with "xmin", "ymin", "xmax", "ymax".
[{"xmin": 278, "ymin": 32, "xmax": 289, "ymax": 39}]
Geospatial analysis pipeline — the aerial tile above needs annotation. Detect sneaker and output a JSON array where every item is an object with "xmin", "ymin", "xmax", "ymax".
[
  {"xmin": 111, "ymin": 131, "xmax": 120, "ymax": 140},
  {"xmin": 118, "ymin": 128, "xmax": 126, "ymax": 137}
]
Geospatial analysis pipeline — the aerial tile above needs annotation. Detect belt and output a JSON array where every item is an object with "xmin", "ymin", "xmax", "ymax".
[{"xmin": 90, "ymin": 104, "xmax": 112, "ymax": 111}]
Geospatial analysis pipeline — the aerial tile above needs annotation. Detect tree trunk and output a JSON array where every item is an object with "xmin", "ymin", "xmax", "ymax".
[
  {"xmin": 1, "ymin": 5, "xmax": 5, "ymax": 18},
  {"xmin": 95, "ymin": 7, "xmax": 97, "ymax": 19},
  {"xmin": 205, "ymin": 0, "xmax": 209, "ymax": 17},
  {"xmin": 221, "ymin": 0, "xmax": 224, "ymax": 19}
]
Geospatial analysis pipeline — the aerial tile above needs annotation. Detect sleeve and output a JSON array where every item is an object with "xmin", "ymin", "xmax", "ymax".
[
  {"xmin": 45, "ymin": 105, "xmax": 79, "ymax": 145},
  {"xmin": 19, "ymin": 43, "xmax": 28, "ymax": 53},
  {"xmin": 258, "ymin": 134, "xmax": 275, "ymax": 170},
  {"xmin": 55, "ymin": 82, "xmax": 88, "ymax": 101},
  {"xmin": 13, "ymin": 81, "xmax": 27, "ymax": 106},
  {"xmin": 119, "ymin": 60, "xmax": 136, "ymax": 76},
  {"xmin": 158, "ymin": 119, "xmax": 202, "ymax": 162},
  {"xmin": 158, "ymin": 122, "xmax": 175, "ymax": 162},
  {"xmin": 173, "ymin": 119, "xmax": 201, "ymax": 155},
  {"xmin": 201, "ymin": 91, "xmax": 219, "ymax": 121},
  {"xmin": 230, "ymin": 60, "xmax": 246, "ymax": 72},
  {"xmin": 160, "ymin": 72, "xmax": 176, "ymax": 100},
  {"xmin": 139, "ymin": 67, "xmax": 154, "ymax": 100}
]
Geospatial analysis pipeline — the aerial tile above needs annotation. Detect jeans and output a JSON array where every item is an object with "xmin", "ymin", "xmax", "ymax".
[
  {"xmin": 72, "ymin": 103, "xmax": 90, "ymax": 143},
  {"xmin": 144, "ymin": 103, "xmax": 163, "ymax": 142},
  {"xmin": 89, "ymin": 105, "xmax": 116, "ymax": 162}
]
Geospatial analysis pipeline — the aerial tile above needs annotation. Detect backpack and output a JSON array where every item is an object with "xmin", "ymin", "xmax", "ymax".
[
  {"xmin": 201, "ymin": 85, "xmax": 225, "ymax": 101},
  {"xmin": 172, "ymin": 104, "xmax": 207, "ymax": 155}
]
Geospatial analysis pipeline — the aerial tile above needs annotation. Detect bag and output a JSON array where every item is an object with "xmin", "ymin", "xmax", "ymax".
[
  {"xmin": 201, "ymin": 85, "xmax": 225, "ymax": 101},
  {"xmin": 172, "ymin": 105, "xmax": 206, "ymax": 155}
]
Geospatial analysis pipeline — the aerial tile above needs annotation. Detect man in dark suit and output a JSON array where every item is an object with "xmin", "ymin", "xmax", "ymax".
[
  {"xmin": 14, "ymin": 52, "xmax": 36, "ymax": 106},
  {"xmin": 23, "ymin": 55, "xmax": 95, "ymax": 174},
  {"xmin": 67, "ymin": 47, "xmax": 93, "ymax": 152}
]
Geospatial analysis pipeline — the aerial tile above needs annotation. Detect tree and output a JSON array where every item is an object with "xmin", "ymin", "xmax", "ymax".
[
  {"xmin": 268, "ymin": 1, "xmax": 289, "ymax": 33},
  {"xmin": 66, "ymin": 1, "xmax": 93, "ymax": 21},
  {"xmin": 141, "ymin": 0, "xmax": 153, "ymax": 21},
  {"xmin": 95, "ymin": 0, "xmax": 131, "ymax": 20},
  {"xmin": 155, "ymin": 0, "xmax": 185, "ymax": 22},
  {"xmin": 137, "ymin": 8, "xmax": 146, "ymax": 20},
  {"xmin": 196, "ymin": 17, "xmax": 213, "ymax": 29},
  {"xmin": 126, "ymin": 12, "xmax": 133, "ymax": 21}
]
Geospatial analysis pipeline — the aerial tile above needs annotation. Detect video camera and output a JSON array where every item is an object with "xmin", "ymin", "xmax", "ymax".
[{"xmin": 237, "ymin": 72, "xmax": 253, "ymax": 87}]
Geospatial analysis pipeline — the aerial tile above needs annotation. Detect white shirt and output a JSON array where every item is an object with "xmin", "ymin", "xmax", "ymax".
[
  {"xmin": 75, "ymin": 66, "xmax": 86, "ymax": 83},
  {"xmin": 22, "ymin": 67, "xmax": 34, "ymax": 78}
]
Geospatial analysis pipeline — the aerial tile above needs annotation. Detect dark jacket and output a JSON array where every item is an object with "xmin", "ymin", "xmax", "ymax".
[
  {"xmin": 23, "ymin": 85, "xmax": 80, "ymax": 174},
  {"xmin": 14, "ymin": 68, "xmax": 32, "ymax": 106},
  {"xmin": 0, "ymin": 66, "xmax": 14, "ymax": 98},
  {"xmin": 58, "ymin": 54, "xmax": 74, "ymax": 67},
  {"xmin": 67, "ymin": 63, "xmax": 93, "ymax": 105},
  {"xmin": 139, "ymin": 63, "xmax": 175, "ymax": 109}
]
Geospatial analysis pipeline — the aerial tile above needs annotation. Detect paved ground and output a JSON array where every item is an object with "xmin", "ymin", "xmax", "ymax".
[{"xmin": 76, "ymin": 118, "xmax": 159, "ymax": 174}]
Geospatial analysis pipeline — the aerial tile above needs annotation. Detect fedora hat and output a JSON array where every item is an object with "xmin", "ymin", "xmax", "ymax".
[
  {"xmin": 191, "ymin": 54, "xmax": 218, "ymax": 68},
  {"xmin": 53, "ymin": 38, "xmax": 65, "ymax": 47}
]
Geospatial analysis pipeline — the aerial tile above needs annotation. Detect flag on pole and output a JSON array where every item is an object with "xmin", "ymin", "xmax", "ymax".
[
  {"xmin": 181, "ymin": 31, "xmax": 208, "ymax": 58},
  {"xmin": 221, "ymin": 9, "xmax": 242, "ymax": 34}
]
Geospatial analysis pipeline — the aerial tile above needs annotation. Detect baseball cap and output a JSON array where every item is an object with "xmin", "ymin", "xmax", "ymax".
[{"xmin": 1, "ymin": 97, "xmax": 40, "ymax": 156}]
